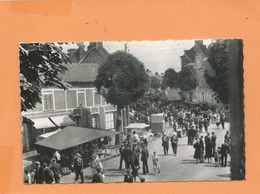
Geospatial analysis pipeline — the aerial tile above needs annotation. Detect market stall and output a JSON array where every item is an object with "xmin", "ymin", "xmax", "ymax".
[{"xmin": 35, "ymin": 126, "xmax": 122, "ymax": 168}]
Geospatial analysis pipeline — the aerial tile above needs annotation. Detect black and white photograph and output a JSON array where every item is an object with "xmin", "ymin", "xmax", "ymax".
[{"xmin": 21, "ymin": 39, "xmax": 244, "ymax": 184}]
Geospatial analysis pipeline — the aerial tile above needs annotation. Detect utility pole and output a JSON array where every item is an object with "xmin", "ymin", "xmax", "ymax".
[{"xmin": 124, "ymin": 43, "xmax": 128, "ymax": 53}]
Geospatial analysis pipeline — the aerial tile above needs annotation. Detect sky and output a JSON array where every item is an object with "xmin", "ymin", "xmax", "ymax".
[{"xmin": 63, "ymin": 39, "xmax": 212, "ymax": 74}]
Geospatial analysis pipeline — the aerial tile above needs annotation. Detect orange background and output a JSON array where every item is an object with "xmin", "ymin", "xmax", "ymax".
[{"xmin": 0, "ymin": 0, "xmax": 258, "ymax": 193}]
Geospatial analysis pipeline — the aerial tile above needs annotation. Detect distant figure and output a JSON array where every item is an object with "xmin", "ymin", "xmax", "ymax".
[
  {"xmin": 33, "ymin": 161, "xmax": 44, "ymax": 184},
  {"xmin": 220, "ymin": 112, "xmax": 225, "ymax": 129},
  {"xmin": 73, "ymin": 153, "xmax": 84, "ymax": 183},
  {"xmin": 124, "ymin": 169, "xmax": 134, "ymax": 183},
  {"xmin": 211, "ymin": 132, "xmax": 217, "ymax": 152},
  {"xmin": 152, "ymin": 151, "xmax": 160, "ymax": 175},
  {"xmin": 92, "ymin": 167, "xmax": 104, "ymax": 183},
  {"xmin": 119, "ymin": 145, "xmax": 126, "ymax": 170},
  {"xmin": 224, "ymin": 131, "xmax": 230, "ymax": 144},
  {"xmin": 141, "ymin": 145, "xmax": 149, "ymax": 175},
  {"xmin": 50, "ymin": 158, "xmax": 62, "ymax": 183},
  {"xmin": 199, "ymin": 136, "xmax": 205, "ymax": 163},
  {"xmin": 221, "ymin": 140, "xmax": 230, "ymax": 167},
  {"xmin": 193, "ymin": 140, "xmax": 201, "ymax": 163},
  {"xmin": 43, "ymin": 163, "xmax": 54, "ymax": 184},
  {"xmin": 170, "ymin": 133, "xmax": 178, "ymax": 156},
  {"xmin": 131, "ymin": 158, "xmax": 140, "ymax": 182},
  {"xmin": 204, "ymin": 132, "xmax": 213, "ymax": 163},
  {"xmin": 215, "ymin": 114, "xmax": 221, "ymax": 129},
  {"xmin": 133, "ymin": 131, "xmax": 140, "ymax": 142},
  {"xmin": 162, "ymin": 133, "xmax": 169, "ymax": 155}
]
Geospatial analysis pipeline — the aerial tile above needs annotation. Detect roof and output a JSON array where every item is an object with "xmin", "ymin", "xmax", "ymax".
[
  {"xmin": 35, "ymin": 126, "xmax": 121, "ymax": 151},
  {"xmin": 166, "ymin": 89, "xmax": 182, "ymax": 101},
  {"xmin": 61, "ymin": 63, "xmax": 100, "ymax": 83}
]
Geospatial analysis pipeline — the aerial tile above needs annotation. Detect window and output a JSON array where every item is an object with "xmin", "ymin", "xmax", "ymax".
[
  {"xmin": 92, "ymin": 114, "xmax": 99, "ymax": 128},
  {"xmin": 77, "ymin": 90, "xmax": 86, "ymax": 107},
  {"xmin": 42, "ymin": 91, "xmax": 54, "ymax": 110},
  {"xmin": 94, "ymin": 91, "xmax": 101, "ymax": 105},
  {"xmin": 105, "ymin": 112, "xmax": 114, "ymax": 129}
]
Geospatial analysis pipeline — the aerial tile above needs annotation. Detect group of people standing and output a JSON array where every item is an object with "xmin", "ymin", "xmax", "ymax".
[
  {"xmin": 193, "ymin": 131, "xmax": 230, "ymax": 167},
  {"xmin": 119, "ymin": 131, "xmax": 162, "ymax": 183}
]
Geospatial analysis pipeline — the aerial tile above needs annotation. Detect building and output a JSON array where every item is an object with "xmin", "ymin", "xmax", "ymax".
[
  {"xmin": 22, "ymin": 42, "xmax": 128, "ymax": 153},
  {"xmin": 179, "ymin": 40, "xmax": 214, "ymax": 103}
]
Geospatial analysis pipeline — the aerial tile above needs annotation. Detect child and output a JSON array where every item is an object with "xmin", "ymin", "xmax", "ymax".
[
  {"xmin": 152, "ymin": 151, "xmax": 160, "ymax": 175},
  {"xmin": 214, "ymin": 150, "xmax": 219, "ymax": 167},
  {"xmin": 131, "ymin": 158, "xmax": 140, "ymax": 182},
  {"xmin": 214, "ymin": 147, "xmax": 221, "ymax": 167}
]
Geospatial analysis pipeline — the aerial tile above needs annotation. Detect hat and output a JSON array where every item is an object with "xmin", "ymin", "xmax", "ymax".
[
  {"xmin": 42, "ymin": 163, "xmax": 47, "ymax": 167},
  {"xmin": 35, "ymin": 161, "xmax": 40, "ymax": 165}
]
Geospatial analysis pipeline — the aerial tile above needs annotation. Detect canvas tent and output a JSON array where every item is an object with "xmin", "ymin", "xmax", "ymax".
[{"xmin": 35, "ymin": 126, "xmax": 121, "ymax": 151}]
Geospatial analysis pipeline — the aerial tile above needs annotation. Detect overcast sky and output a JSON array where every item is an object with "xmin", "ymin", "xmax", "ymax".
[{"xmin": 63, "ymin": 40, "xmax": 212, "ymax": 74}]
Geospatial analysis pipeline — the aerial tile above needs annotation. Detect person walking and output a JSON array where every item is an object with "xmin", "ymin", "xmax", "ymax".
[
  {"xmin": 73, "ymin": 153, "xmax": 84, "ymax": 183},
  {"xmin": 204, "ymin": 132, "xmax": 213, "ymax": 163},
  {"xmin": 221, "ymin": 140, "xmax": 230, "ymax": 167},
  {"xmin": 199, "ymin": 136, "xmax": 204, "ymax": 163},
  {"xmin": 193, "ymin": 140, "xmax": 201, "ymax": 163},
  {"xmin": 211, "ymin": 132, "xmax": 217, "ymax": 152},
  {"xmin": 170, "ymin": 133, "xmax": 178, "ymax": 156},
  {"xmin": 152, "ymin": 151, "xmax": 160, "ymax": 175},
  {"xmin": 141, "ymin": 145, "xmax": 149, "ymax": 175},
  {"xmin": 162, "ymin": 133, "xmax": 169, "ymax": 155},
  {"xmin": 119, "ymin": 145, "xmax": 126, "ymax": 170},
  {"xmin": 220, "ymin": 111, "xmax": 225, "ymax": 129},
  {"xmin": 50, "ymin": 158, "xmax": 62, "ymax": 183}
]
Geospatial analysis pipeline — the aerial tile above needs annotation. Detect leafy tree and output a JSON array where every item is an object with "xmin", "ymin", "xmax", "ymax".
[
  {"xmin": 161, "ymin": 68, "xmax": 179, "ymax": 89},
  {"xmin": 20, "ymin": 43, "xmax": 70, "ymax": 112},
  {"xmin": 205, "ymin": 40, "xmax": 229, "ymax": 104},
  {"xmin": 94, "ymin": 51, "xmax": 149, "ymax": 144},
  {"xmin": 150, "ymin": 76, "xmax": 161, "ymax": 90},
  {"xmin": 178, "ymin": 66, "xmax": 198, "ymax": 91}
]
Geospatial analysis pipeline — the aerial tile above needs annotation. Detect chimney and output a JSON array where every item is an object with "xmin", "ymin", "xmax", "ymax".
[{"xmin": 88, "ymin": 42, "xmax": 103, "ymax": 50}]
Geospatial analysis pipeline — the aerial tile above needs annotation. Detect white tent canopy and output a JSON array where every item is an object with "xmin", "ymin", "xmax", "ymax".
[{"xmin": 125, "ymin": 123, "xmax": 149, "ymax": 129}]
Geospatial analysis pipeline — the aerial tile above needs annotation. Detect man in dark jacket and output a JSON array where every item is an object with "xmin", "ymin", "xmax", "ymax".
[
  {"xmin": 141, "ymin": 145, "xmax": 149, "ymax": 174},
  {"xmin": 33, "ymin": 161, "xmax": 44, "ymax": 184},
  {"xmin": 221, "ymin": 140, "xmax": 230, "ymax": 167},
  {"xmin": 170, "ymin": 133, "xmax": 178, "ymax": 156},
  {"xmin": 73, "ymin": 153, "xmax": 84, "ymax": 183},
  {"xmin": 211, "ymin": 132, "xmax": 217, "ymax": 152},
  {"xmin": 92, "ymin": 167, "xmax": 104, "ymax": 183},
  {"xmin": 50, "ymin": 158, "xmax": 62, "ymax": 183},
  {"xmin": 162, "ymin": 134, "xmax": 169, "ymax": 155},
  {"xmin": 119, "ymin": 145, "xmax": 126, "ymax": 170},
  {"xmin": 43, "ymin": 163, "xmax": 54, "ymax": 184}
]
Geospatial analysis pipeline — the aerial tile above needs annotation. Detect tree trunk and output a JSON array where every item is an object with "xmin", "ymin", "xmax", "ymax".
[
  {"xmin": 115, "ymin": 106, "xmax": 122, "ymax": 145},
  {"xmin": 228, "ymin": 39, "xmax": 245, "ymax": 180}
]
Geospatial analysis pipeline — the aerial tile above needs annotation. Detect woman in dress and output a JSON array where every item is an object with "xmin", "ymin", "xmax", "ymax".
[
  {"xmin": 90, "ymin": 153, "xmax": 103, "ymax": 177},
  {"xmin": 193, "ymin": 140, "xmax": 201, "ymax": 163}
]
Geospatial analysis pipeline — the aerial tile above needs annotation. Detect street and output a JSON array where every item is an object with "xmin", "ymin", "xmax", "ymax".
[{"xmin": 60, "ymin": 122, "xmax": 231, "ymax": 183}]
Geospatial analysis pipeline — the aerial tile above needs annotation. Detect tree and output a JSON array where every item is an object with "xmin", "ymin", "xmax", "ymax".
[
  {"xmin": 150, "ymin": 76, "xmax": 161, "ymax": 90},
  {"xmin": 178, "ymin": 66, "xmax": 198, "ymax": 91},
  {"xmin": 161, "ymin": 68, "xmax": 179, "ymax": 89},
  {"xmin": 205, "ymin": 40, "xmax": 229, "ymax": 104},
  {"xmin": 20, "ymin": 43, "xmax": 70, "ymax": 112},
  {"xmin": 94, "ymin": 51, "xmax": 149, "ymax": 144}
]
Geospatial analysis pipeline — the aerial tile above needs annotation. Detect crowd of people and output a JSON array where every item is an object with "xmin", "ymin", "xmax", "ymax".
[{"xmin": 23, "ymin": 136, "xmax": 112, "ymax": 184}]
